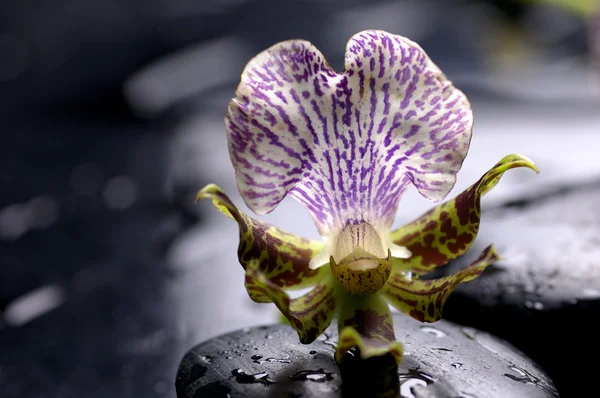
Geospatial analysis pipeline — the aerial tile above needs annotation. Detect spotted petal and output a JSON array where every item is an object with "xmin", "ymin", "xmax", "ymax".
[
  {"xmin": 245, "ymin": 260, "xmax": 338, "ymax": 343},
  {"xmin": 336, "ymin": 294, "xmax": 403, "ymax": 364},
  {"xmin": 389, "ymin": 154, "xmax": 538, "ymax": 274},
  {"xmin": 382, "ymin": 245, "xmax": 500, "ymax": 322},
  {"xmin": 226, "ymin": 30, "xmax": 473, "ymax": 235},
  {"xmin": 196, "ymin": 184, "xmax": 326, "ymax": 289}
]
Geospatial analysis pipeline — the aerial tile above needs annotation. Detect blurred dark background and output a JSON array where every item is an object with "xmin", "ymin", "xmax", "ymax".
[{"xmin": 0, "ymin": 0, "xmax": 598, "ymax": 397}]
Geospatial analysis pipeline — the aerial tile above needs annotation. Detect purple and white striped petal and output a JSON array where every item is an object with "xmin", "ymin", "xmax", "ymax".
[{"xmin": 226, "ymin": 30, "xmax": 473, "ymax": 235}]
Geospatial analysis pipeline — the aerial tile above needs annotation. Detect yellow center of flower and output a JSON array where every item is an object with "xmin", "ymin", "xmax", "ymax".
[{"xmin": 330, "ymin": 223, "xmax": 392, "ymax": 295}]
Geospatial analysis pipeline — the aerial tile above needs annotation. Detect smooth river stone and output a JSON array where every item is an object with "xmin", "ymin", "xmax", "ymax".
[
  {"xmin": 442, "ymin": 180, "xmax": 600, "ymax": 398},
  {"xmin": 176, "ymin": 313, "xmax": 557, "ymax": 398}
]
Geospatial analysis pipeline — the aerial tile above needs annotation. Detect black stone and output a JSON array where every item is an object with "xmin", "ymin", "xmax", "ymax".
[
  {"xmin": 176, "ymin": 314, "xmax": 557, "ymax": 398},
  {"xmin": 443, "ymin": 180, "xmax": 600, "ymax": 398}
]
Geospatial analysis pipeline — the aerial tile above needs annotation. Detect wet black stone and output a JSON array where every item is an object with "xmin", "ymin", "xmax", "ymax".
[
  {"xmin": 176, "ymin": 314, "xmax": 557, "ymax": 398},
  {"xmin": 443, "ymin": 180, "xmax": 600, "ymax": 398},
  {"xmin": 193, "ymin": 381, "xmax": 231, "ymax": 398}
]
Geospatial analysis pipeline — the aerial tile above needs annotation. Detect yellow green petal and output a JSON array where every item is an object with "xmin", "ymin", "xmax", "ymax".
[
  {"xmin": 383, "ymin": 245, "xmax": 500, "ymax": 322},
  {"xmin": 336, "ymin": 294, "xmax": 403, "ymax": 365},
  {"xmin": 197, "ymin": 184, "xmax": 326, "ymax": 289},
  {"xmin": 245, "ymin": 260, "xmax": 338, "ymax": 344},
  {"xmin": 389, "ymin": 154, "xmax": 537, "ymax": 274}
]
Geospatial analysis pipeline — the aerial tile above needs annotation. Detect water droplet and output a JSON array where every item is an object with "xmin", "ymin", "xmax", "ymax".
[
  {"xmin": 503, "ymin": 366, "xmax": 555, "ymax": 393},
  {"xmin": 460, "ymin": 327, "xmax": 477, "ymax": 340},
  {"xmin": 264, "ymin": 355, "xmax": 291, "ymax": 364},
  {"xmin": 432, "ymin": 347, "xmax": 453, "ymax": 352},
  {"xmin": 398, "ymin": 368, "xmax": 435, "ymax": 383},
  {"xmin": 321, "ymin": 332, "xmax": 337, "ymax": 348},
  {"xmin": 400, "ymin": 378, "xmax": 427, "ymax": 398},
  {"xmin": 503, "ymin": 366, "xmax": 537, "ymax": 383},
  {"xmin": 398, "ymin": 368, "xmax": 435, "ymax": 398},
  {"xmin": 199, "ymin": 355, "xmax": 213, "ymax": 363},
  {"xmin": 226, "ymin": 356, "xmax": 232, "ymax": 359},
  {"xmin": 251, "ymin": 354, "xmax": 263, "ymax": 363},
  {"xmin": 309, "ymin": 350, "xmax": 317, "ymax": 355},
  {"xmin": 451, "ymin": 362, "xmax": 463, "ymax": 369},
  {"xmin": 290, "ymin": 369, "xmax": 335, "ymax": 383},
  {"xmin": 266, "ymin": 334, "xmax": 273, "ymax": 339},
  {"xmin": 231, "ymin": 369, "xmax": 275, "ymax": 385},
  {"xmin": 419, "ymin": 326, "xmax": 447, "ymax": 337}
]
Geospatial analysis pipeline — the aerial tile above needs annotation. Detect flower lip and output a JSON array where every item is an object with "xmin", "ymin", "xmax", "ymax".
[
  {"xmin": 333, "ymin": 222, "xmax": 385, "ymax": 262},
  {"xmin": 330, "ymin": 248, "xmax": 392, "ymax": 296},
  {"xmin": 348, "ymin": 258, "xmax": 379, "ymax": 272},
  {"xmin": 309, "ymin": 221, "xmax": 411, "ymax": 270}
]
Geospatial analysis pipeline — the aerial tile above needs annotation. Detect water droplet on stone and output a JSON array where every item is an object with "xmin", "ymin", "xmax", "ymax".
[
  {"xmin": 502, "ymin": 365, "xmax": 554, "ymax": 393},
  {"xmin": 504, "ymin": 366, "xmax": 538, "ymax": 384},
  {"xmin": 264, "ymin": 355, "xmax": 291, "ymax": 364},
  {"xmin": 451, "ymin": 362, "xmax": 463, "ymax": 369},
  {"xmin": 231, "ymin": 369, "xmax": 275, "ymax": 385},
  {"xmin": 460, "ymin": 327, "xmax": 477, "ymax": 340},
  {"xmin": 309, "ymin": 350, "xmax": 317, "ymax": 355},
  {"xmin": 251, "ymin": 354, "xmax": 263, "ymax": 363},
  {"xmin": 419, "ymin": 326, "xmax": 447, "ymax": 337},
  {"xmin": 398, "ymin": 368, "xmax": 435, "ymax": 383},
  {"xmin": 433, "ymin": 347, "xmax": 452, "ymax": 352},
  {"xmin": 398, "ymin": 368, "xmax": 435, "ymax": 398},
  {"xmin": 321, "ymin": 332, "xmax": 337, "ymax": 348},
  {"xmin": 400, "ymin": 378, "xmax": 427, "ymax": 398},
  {"xmin": 290, "ymin": 369, "xmax": 335, "ymax": 383},
  {"xmin": 199, "ymin": 355, "xmax": 213, "ymax": 363}
]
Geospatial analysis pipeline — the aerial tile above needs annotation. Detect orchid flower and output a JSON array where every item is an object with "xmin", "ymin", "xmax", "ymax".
[{"xmin": 197, "ymin": 30, "xmax": 538, "ymax": 364}]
